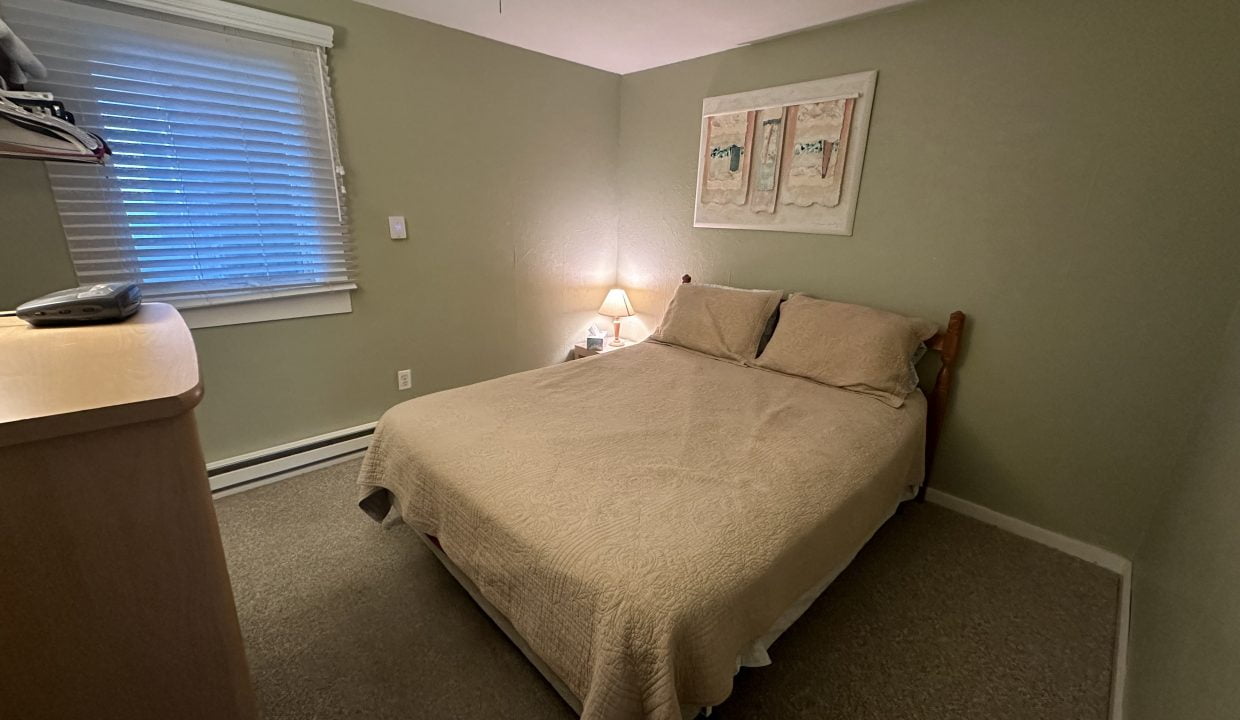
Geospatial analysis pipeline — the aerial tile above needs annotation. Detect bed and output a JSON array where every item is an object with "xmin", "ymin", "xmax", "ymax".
[{"xmin": 358, "ymin": 276, "xmax": 966, "ymax": 720}]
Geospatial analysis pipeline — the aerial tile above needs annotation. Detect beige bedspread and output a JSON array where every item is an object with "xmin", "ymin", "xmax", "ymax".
[{"xmin": 358, "ymin": 341, "xmax": 926, "ymax": 719}]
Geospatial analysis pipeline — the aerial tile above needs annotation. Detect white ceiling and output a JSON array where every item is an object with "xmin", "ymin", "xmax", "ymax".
[{"xmin": 354, "ymin": 0, "xmax": 916, "ymax": 75}]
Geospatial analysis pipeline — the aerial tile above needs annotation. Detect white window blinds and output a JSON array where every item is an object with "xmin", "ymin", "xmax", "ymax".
[{"xmin": 1, "ymin": 0, "xmax": 353, "ymax": 308}]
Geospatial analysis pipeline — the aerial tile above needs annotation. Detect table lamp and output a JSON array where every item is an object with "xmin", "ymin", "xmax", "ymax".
[{"xmin": 598, "ymin": 288, "xmax": 635, "ymax": 347}]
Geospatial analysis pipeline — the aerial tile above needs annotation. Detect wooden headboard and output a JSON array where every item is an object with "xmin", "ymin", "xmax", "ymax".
[{"xmin": 679, "ymin": 274, "xmax": 966, "ymax": 501}]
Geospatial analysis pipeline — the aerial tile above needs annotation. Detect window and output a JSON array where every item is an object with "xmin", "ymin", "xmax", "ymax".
[{"xmin": 2, "ymin": 0, "xmax": 353, "ymax": 327}]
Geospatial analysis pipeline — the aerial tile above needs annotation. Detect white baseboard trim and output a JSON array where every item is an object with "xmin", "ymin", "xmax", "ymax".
[
  {"xmin": 924, "ymin": 488, "xmax": 1129, "ymax": 573},
  {"xmin": 210, "ymin": 451, "xmax": 366, "ymax": 499},
  {"xmin": 1113, "ymin": 563, "xmax": 1131, "ymax": 720},
  {"xmin": 207, "ymin": 421, "xmax": 376, "ymax": 494},
  {"xmin": 924, "ymin": 488, "xmax": 1132, "ymax": 720}
]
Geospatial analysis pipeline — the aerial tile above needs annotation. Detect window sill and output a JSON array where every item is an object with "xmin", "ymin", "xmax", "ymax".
[{"xmin": 179, "ymin": 287, "xmax": 353, "ymax": 330}]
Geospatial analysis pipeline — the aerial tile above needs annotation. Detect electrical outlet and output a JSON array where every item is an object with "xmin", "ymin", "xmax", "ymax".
[{"xmin": 397, "ymin": 369, "xmax": 412, "ymax": 390}]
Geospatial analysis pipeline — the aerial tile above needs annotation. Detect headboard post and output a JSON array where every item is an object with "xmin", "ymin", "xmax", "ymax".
[
  {"xmin": 681, "ymin": 274, "xmax": 692, "ymax": 284},
  {"xmin": 920, "ymin": 310, "xmax": 966, "ymax": 501}
]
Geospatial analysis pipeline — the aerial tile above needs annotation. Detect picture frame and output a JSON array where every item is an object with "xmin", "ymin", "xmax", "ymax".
[{"xmin": 693, "ymin": 70, "xmax": 878, "ymax": 236}]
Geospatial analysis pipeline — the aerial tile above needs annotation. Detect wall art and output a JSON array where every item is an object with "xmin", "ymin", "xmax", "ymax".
[{"xmin": 693, "ymin": 70, "xmax": 877, "ymax": 236}]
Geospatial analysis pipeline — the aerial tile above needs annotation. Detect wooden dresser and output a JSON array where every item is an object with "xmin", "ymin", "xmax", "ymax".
[{"xmin": 0, "ymin": 304, "xmax": 257, "ymax": 720}]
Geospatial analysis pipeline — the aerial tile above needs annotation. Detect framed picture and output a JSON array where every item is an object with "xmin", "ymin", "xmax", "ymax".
[{"xmin": 693, "ymin": 70, "xmax": 878, "ymax": 236}]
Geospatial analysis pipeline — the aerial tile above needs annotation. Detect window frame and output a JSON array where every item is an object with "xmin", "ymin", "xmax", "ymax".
[
  {"xmin": 31, "ymin": 0, "xmax": 352, "ymax": 328},
  {"xmin": 179, "ymin": 283, "xmax": 355, "ymax": 329}
]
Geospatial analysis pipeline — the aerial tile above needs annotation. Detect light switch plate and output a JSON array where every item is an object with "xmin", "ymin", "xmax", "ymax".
[{"xmin": 388, "ymin": 215, "xmax": 407, "ymax": 240}]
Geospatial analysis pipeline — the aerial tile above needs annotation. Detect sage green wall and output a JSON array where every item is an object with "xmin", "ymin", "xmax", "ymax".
[
  {"xmin": 0, "ymin": 0, "xmax": 621, "ymax": 461},
  {"xmin": 614, "ymin": 0, "xmax": 1240, "ymax": 555},
  {"xmin": 0, "ymin": 161, "xmax": 76, "ymax": 302},
  {"xmin": 1127, "ymin": 300, "xmax": 1240, "ymax": 720}
]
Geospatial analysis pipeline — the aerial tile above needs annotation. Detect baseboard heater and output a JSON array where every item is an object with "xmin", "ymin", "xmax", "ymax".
[{"xmin": 207, "ymin": 422, "xmax": 376, "ymax": 494}]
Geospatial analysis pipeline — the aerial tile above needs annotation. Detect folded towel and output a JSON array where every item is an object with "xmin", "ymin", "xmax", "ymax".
[{"xmin": 0, "ymin": 17, "xmax": 46, "ymax": 87}]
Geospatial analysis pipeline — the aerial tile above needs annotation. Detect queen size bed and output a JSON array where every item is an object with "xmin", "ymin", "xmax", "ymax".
[{"xmin": 358, "ymin": 276, "xmax": 965, "ymax": 720}]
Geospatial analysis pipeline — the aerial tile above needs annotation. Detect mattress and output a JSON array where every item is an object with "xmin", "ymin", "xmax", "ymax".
[{"xmin": 358, "ymin": 341, "xmax": 927, "ymax": 719}]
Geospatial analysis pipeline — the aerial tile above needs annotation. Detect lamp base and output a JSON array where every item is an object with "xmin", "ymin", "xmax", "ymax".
[{"xmin": 610, "ymin": 318, "xmax": 624, "ymax": 346}]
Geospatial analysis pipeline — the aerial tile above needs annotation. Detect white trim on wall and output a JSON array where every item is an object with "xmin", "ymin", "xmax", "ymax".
[
  {"xmin": 182, "ymin": 286, "xmax": 353, "ymax": 329},
  {"xmin": 107, "ymin": 0, "xmax": 335, "ymax": 46},
  {"xmin": 924, "ymin": 488, "xmax": 1130, "ymax": 574},
  {"xmin": 210, "ymin": 451, "xmax": 364, "ymax": 499},
  {"xmin": 207, "ymin": 421, "xmax": 375, "ymax": 494},
  {"xmin": 1113, "ymin": 566, "xmax": 1131, "ymax": 720},
  {"xmin": 925, "ymin": 488, "xmax": 1132, "ymax": 720}
]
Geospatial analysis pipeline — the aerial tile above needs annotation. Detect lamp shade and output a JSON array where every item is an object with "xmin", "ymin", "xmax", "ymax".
[{"xmin": 598, "ymin": 288, "xmax": 635, "ymax": 318}]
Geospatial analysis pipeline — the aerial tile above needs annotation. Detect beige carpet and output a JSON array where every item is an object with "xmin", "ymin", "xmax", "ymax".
[{"xmin": 214, "ymin": 459, "xmax": 1119, "ymax": 720}]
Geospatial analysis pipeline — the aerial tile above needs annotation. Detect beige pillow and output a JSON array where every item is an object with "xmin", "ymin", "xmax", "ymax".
[
  {"xmin": 755, "ymin": 293, "xmax": 940, "ymax": 407},
  {"xmin": 651, "ymin": 283, "xmax": 783, "ymax": 363}
]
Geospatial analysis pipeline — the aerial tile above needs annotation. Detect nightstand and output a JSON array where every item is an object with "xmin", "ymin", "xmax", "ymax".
[{"xmin": 571, "ymin": 338, "xmax": 635, "ymax": 360}]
